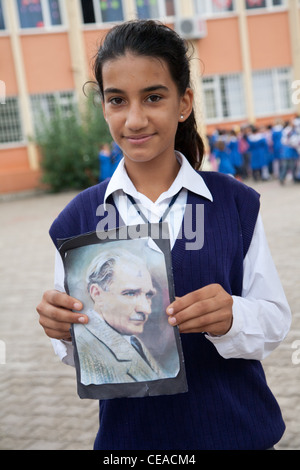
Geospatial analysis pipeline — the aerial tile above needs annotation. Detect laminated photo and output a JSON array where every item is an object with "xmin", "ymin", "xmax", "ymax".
[{"xmin": 58, "ymin": 223, "xmax": 187, "ymax": 400}]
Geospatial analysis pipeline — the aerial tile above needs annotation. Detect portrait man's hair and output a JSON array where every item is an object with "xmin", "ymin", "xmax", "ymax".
[{"xmin": 86, "ymin": 248, "xmax": 146, "ymax": 294}]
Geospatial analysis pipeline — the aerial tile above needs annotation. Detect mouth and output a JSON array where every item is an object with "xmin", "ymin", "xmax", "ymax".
[
  {"xmin": 124, "ymin": 134, "xmax": 155, "ymax": 145},
  {"xmin": 130, "ymin": 312, "xmax": 146, "ymax": 323}
]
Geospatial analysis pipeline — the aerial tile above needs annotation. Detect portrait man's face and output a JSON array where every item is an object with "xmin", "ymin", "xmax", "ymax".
[{"xmin": 90, "ymin": 261, "xmax": 156, "ymax": 336}]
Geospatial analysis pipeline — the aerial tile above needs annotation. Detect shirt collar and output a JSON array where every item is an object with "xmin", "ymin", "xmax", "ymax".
[{"xmin": 104, "ymin": 151, "xmax": 213, "ymax": 207}]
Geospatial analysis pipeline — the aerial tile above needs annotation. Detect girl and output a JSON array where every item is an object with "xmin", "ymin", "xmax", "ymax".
[{"xmin": 37, "ymin": 20, "xmax": 291, "ymax": 450}]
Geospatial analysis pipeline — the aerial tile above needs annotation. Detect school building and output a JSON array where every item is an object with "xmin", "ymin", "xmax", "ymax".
[{"xmin": 0, "ymin": 0, "xmax": 300, "ymax": 193}]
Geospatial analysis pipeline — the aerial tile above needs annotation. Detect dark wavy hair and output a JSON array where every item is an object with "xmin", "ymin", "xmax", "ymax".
[{"xmin": 93, "ymin": 20, "xmax": 204, "ymax": 170}]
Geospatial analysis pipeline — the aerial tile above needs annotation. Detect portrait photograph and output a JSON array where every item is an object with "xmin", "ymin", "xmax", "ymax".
[{"xmin": 59, "ymin": 223, "xmax": 187, "ymax": 400}]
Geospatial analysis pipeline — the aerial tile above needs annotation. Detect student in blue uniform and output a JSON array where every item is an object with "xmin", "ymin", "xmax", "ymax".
[
  {"xmin": 36, "ymin": 20, "xmax": 291, "ymax": 450},
  {"xmin": 214, "ymin": 138, "xmax": 236, "ymax": 176},
  {"xmin": 228, "ymin": 130, "xmax": 242, "ymax": 177},
  {"xmin": 280, "ymin": 121, "xmax": 300, "ymax": 184},
  {"xmin": 110, "ymin": 141, "xmax": 123, "ymax": 174},
  {"xmin": 247, "ymin": 127, "xmax": 269, "ymax": 181},
  {"xmin": 98, "ymin": 143, "xmax": 112, "ymax": 182}
]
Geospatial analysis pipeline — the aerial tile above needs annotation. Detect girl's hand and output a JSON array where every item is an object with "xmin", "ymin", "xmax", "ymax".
[
  {"xmin": 166, "ymin": 284, "xmax": 233, "ymax": 336},
  {"xmin": 36, "ymin": 290, "xmax": 88, "ymax": 341}
]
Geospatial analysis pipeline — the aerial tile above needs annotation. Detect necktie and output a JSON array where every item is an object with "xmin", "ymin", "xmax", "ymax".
[{"xmin": 130, "ymin": 336, "xmax": 151, "ymax": 367}]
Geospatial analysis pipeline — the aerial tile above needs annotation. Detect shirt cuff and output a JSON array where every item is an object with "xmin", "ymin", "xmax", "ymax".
[
  {"xmin": 51, "ymin": 338, "xmax": 75, "ymax": 367},
  {"xmin": 205, "ymin": 296, "xmax": 257, "ymax": 359}
]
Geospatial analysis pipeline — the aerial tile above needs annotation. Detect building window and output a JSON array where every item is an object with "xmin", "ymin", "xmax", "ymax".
[
  {"xmin": 135, "ymin": 0, "xmax": 175, "ymax": 19},
  {"xmin": 0, "ymin": 0, "xmax": 5, "ymax": 30},
  {"xmin": 202, "ymin": 73, "xmax": 246, "ymax": 121},
  {"xmin": 0, "ymin": 97, "xmax": 23, "ymax": 144},
  {"xmin": 194, "ymin": 0, "xmax": 235, "ymax": 16},
  {"xmin": 16, "ymin": 0, "xmax": 63, "ymax": 29},
  {"xmin": 30, "ymin": 91, "xmax": 76, "ymax": 134},
  {"xmin": 252, "ymin": 67, "xmax": 293, "ymax": 116},
  {"xmin": 81, "ymin": 0, "xmax": 124, "ymax": 24},
  {"xmin": 245, "ymin": 0, "xmax": 285, "ymax": 10}
]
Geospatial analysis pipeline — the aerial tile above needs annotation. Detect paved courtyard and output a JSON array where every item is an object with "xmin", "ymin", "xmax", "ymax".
[{"xmin": 0, "ymin": 177, "xmax": 299, "ymax": 450}]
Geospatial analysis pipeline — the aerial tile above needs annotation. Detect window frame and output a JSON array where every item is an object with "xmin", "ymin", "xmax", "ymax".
[
  {"xmin": 81, "ymin": 0, "xmax": 125, "ymax": 26},
  {"xmin": 202, "ymin": 72, "xmax": 247, "ymax": 123},
  {"xmin": 194, "ymin": 0, "xmax": 237, "ymax": 18},
  {"xmin": 245, "ymin": 0, "xmax": 286, "ymax": 13},
  {"xmin": 80, "ymin": 0, "xmax": 176, "ymax": 27},
  {"xmin": 252, "ymin": 67, "xmax": 294, "ymax": 117},
  {"xmin": 30, "ymin": 90, "xmax": 77, "ymax": 135},
  {"xmin": 135, "ymin": 0, "xmax": 175, "ymax": 20},
  {"xmin": 0, "ymin": 95, "xmax": 24, "ymax": 146},
  {"xmin": 0, "ymin": 0, "xmax": 7, "ymax": 32},
  {"xmin": 16, "ymin": 0, "xmax": 66, "ymax": 33}
]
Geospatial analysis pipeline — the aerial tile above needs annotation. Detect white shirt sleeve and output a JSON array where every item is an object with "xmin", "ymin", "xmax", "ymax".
[
  {"xmin": 206, "ymin": 214, "xmax": 292, "ymax": 360},
  {"xmin": 50, "ymin": 250, "xmax": 75, "ymax": 367}
]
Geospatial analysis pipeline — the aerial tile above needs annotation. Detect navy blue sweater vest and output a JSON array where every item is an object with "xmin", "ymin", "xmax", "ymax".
[{"xmin": 49, "ymin": 172, "xmax": 285, "ymax": 450}]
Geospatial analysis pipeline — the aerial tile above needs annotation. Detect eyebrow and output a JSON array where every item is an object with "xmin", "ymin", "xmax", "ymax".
[
  {"xmin": 121, "ymin": 288, "xmax": 156, "ymax": 297},
  {"xmin": 104, "ymin": 85, "xmax": 169, "ymax": 96}
]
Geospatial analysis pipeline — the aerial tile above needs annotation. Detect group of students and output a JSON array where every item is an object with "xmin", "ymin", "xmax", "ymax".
[
  {"xmin": 98, "ymin": 141, "xmax": 123, "ymax": 182},
  {"xmin": 208, "ymin": 117, "xmax": 300, "ymax": 184}
]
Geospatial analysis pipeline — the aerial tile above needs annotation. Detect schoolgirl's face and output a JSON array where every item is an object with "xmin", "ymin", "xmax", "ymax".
[{"xmin": 101, "ymin": 52, "xmax": 193, "ymax": 168}]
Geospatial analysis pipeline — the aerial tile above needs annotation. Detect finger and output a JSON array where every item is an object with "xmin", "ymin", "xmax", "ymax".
[
  {"xmin": 177, "ymin": 309, "xmax": 230, "ymax": 334},
  {"xmin": 45, "ymin": 290, "xmax": 83, "ymax": 312},
  {"xmin": 37, "ymin": 291, "xmax": 88, "ymax": 325},
  {"xmin": 167, "ymin": 285, "xmax": 218, "ymax": 316},
  {"xmin": 43, "ymin": 326, "xmax": 72, "ymax": 341},
  {"xmin": 39, "ymin": 313, "xmax": 72, "ymax": 333},
  {"xmin": 168, "ymin": 297, "xmax": 219, "ymax": 327}
]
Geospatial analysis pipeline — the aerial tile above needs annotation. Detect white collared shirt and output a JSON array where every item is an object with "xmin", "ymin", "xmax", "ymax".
[{"xmin": 52, "ymin": 153, "xmax": 291, "ymax": 364}]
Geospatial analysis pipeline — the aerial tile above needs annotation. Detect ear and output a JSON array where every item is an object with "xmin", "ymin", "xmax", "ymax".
[
  {"xmin": 179, "ymin": 88, "xmax": 194, "ymax": 123},
  {"xmin": 89, "ymin": 283, "xmax": 102, "ymax": 302}
]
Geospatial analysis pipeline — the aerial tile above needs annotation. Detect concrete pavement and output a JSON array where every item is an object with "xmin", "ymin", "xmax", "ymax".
[{"xmin": 0, "ymin": 178, "xmax": 299, "ymax": 450}]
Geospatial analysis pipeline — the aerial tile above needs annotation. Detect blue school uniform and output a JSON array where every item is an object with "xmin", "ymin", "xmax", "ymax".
[
  {"xmin": 272, "ymin": 126, "xmax": 283, "ymax": 160},
  {"xmin": 247, "ymin": 134, "xmax": 268, "ymax": 170},
  {"xmin": 49, "ymin": 172, "xmax": 285, "ymax": 450},
  {"xmin": 98, "ymin": 151, "xmax": 112, "ymax": 182},
  {"xmin": 111, "ymin": 142, "xmax": 123, "ymax": 174},
  {"xmin": 215, "ymin": 148, "xmax": 236, "ymax": 175},
  {"xmin": 228, "ymin": 137, "xmax": 242, "ymax": 169}
]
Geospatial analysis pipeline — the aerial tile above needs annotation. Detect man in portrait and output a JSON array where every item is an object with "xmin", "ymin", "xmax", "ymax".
[{"xmin": 74, "ymin": 248, "xmax": 168, "ymax": 385}]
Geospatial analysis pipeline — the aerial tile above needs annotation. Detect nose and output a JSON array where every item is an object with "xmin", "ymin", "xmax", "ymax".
[
  {"xmin": 135, "ymin": 294, "xmax": 152, "ymax": 316},
  {"xmin": 126, "ymin": 102, "xmax": 148, "ymax": 131}
]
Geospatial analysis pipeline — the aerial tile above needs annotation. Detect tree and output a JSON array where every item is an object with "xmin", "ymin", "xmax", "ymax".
[{"xmin": 35, "ymin": 92, "xmax": 111, "ymax": 192}]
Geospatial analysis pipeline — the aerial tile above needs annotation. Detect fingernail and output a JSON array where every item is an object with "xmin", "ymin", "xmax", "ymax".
[
  {"xmin": 167, "ymin": 307, "xmax": 174, "ymax": 315},
  {"xmin": 78, "ymin": 316, "xmax": 87, "ymax": 324},
  {"xmin": 73, "ymin": 302, "xmax": 82, "ymax": 311},
  {"xmin": 169, "ymin": 317, "xmax": 176, "ymax": 325}
]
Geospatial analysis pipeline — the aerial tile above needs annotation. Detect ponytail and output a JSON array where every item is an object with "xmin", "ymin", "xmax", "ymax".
[{"xmin": 176, "ymin": 110, "xmax": 204, "ymax": 170}]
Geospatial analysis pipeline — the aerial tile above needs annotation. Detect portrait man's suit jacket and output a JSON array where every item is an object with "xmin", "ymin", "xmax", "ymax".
[{"xmin": 75, "ymin": 310, "xmax": 166, "ymax": 385}]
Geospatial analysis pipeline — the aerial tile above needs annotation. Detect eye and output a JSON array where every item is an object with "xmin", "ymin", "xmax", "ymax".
[
  {"xmin": 146, "ymin": 291, "xmax": 155, "ymax": 300},
  {"xmin": 122, "ymin": 290, "xmax": 138, "ymax": 297},
  {"xmin": 109, "ymin": 97, "xmax": 125, "ymax": 106},
  {"xmin": 146, "ymin": 94, "xmax": 162, "ymax": 103}
]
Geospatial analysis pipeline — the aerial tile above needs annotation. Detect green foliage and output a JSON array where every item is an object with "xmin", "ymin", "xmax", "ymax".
[{"xmin": 35, "ymin": 94, "xmax": 111, "ymax": 192}]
